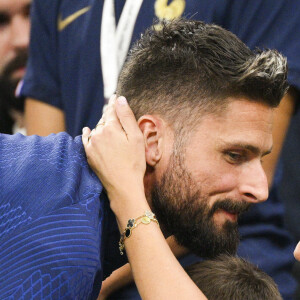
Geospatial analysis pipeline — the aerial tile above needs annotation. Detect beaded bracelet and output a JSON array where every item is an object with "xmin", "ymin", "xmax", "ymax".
[{"xmin": 119, "ymin": 210, "xmax": 159, "ymax": 255}]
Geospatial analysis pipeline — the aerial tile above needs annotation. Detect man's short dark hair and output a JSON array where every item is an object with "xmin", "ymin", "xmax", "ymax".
[
  {"xmin": 117, "ymin": 19, "xmax": 288, "ymax": 128},
  {"xmin": 185, "ymin": 255, "xmax": 282, "ymax": 300}
]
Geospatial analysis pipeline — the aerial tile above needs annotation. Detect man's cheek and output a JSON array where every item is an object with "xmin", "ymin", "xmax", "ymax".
[{"xmin": 214, "ymin": 172, "xmax": 238, "ymax": 193}]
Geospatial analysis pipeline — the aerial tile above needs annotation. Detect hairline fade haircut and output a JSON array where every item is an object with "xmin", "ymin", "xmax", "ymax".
[
  {"xmin": 185, "ymin": 254, "xmax": 282, "ymax": 300},
  {"xmin": 117, "ymin": 19, "xmax": 288, "ymax": 130}
]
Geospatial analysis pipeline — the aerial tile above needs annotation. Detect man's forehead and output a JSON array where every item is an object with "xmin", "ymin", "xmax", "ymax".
[
  {"xmin": 223, "ymin": 98, "xmax": 274, "ymax": 117},
  {"xmin": 203, "ymin": 99, "xmax": 274, "ymax": 127},
  {"xmin": 188, "ymin": 99, "xmax": 274, "ymax": 149},
  {"xmin": 0, "ymin": 0, "xmax": 31, "ymax": 12}
]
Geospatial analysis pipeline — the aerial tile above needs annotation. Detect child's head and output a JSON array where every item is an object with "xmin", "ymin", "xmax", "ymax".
[{"xmin": 185, "ymin": 254, "xmax": 282, "ymax": 300}]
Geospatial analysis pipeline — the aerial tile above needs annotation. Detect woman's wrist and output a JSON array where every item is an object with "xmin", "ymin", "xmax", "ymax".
[{"xmin": 108, "ymin": 189, "xmax": 150, "ymax": 230}]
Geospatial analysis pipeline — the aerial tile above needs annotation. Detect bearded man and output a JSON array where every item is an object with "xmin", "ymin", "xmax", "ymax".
[
  {"xmin": 0, "ymin": 0, "xmax": 30, "ymax": 134},
  {"xmin": 0, "ymin": 19, "xmax": 288, "ymax": 299}
]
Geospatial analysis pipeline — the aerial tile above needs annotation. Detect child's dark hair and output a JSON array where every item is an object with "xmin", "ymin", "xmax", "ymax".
[{"xmin": 185, "ymin": 254, "xmax": 282, "ymax": 300}]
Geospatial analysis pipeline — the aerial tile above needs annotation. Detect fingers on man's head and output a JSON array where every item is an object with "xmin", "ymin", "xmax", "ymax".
[
  {"xmin": 102, "ymin": 94, "xmax": 120, "ymax": 126},
  {"xmin": 83, "ymin": 95, "xmax": 137, "ymax": 145},
  {"xmin": 115, "ymin": 96, "xmax": 138, "ymax": 135}
]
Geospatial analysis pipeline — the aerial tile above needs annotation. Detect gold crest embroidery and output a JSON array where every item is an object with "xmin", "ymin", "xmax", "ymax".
[{"xmin": 155, "ymin": 0, "xmax": 186, "ymax": 21}]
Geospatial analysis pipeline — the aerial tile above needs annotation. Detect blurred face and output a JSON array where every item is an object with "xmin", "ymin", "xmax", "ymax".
[
  {"xmin": 0, "ymin": 0, "xmax": 30, "ymax": 82},
  {"xmin": 152, "ymin": 99, "xmax": 273, "ymax": 257}
]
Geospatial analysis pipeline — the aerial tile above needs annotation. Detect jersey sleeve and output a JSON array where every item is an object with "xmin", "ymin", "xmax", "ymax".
[
  {"xmin": 18, "ymin": 0, "xmax": 63, "ymax": 109},
  {"xmin": 0, "ymin": 133, "xmax": 104, "ymax": 298}
]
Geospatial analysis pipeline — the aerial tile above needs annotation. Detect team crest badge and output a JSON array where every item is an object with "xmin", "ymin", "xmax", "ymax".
[{"xmin": 155, "ymin": 0, "xmax": 186, "ymax": 21}]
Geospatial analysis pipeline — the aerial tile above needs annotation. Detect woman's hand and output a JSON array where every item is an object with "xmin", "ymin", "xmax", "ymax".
[
  {"xmin": 83, "ymin": 95, "xmax": 206, "ymax": 300},
  {"xmin": 82, "ymin": 95, "xmax": 147, "ymax": 216}
]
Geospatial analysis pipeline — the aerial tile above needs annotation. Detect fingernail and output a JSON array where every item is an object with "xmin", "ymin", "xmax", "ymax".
[
  {"xmin": 109, "ymin": 94, "xmax": 117, "ymax": 104},
  {"xmin": 117, "ymin": 96, "xmax": 127, "ymax": 105},
  {"xmin": 82, "ymin": 127, "xmax": 88, "ymax": 134}
]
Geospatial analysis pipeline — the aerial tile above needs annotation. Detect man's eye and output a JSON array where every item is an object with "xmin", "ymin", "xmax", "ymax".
[
  {"xmin": 0, "ymin": 13, "xmax": 10, "ymax": 27},
  {"xmin": 22, "ymin": 4, "xmax": 31, "ymax": 18},
  {"xmin": 226, "ymin": 152, "xmax": 244, "ymax": 163}
]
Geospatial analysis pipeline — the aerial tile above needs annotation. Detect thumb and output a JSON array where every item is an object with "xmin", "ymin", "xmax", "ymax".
[{"xmin": 115, "ymin": 96, "xmax": 138, "ymax": 135}]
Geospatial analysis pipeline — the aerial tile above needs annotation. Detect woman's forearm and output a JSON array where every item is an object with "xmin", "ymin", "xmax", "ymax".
[{"xmin": 113, "ymin": 192, "xmax": 206, "ymax": 300}]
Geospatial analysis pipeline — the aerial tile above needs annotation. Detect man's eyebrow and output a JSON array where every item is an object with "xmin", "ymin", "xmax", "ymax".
[
  {"xmin": 23, "ymin": 3, "xmax": 31, "ymax": 12},
  {"xmin": 222, "ymin": 142, "xmax": 272, "ymax": 156}
]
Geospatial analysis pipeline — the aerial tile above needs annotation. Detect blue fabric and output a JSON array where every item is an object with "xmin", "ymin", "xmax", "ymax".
[
  {"xmin": 281, "ymin": 101, "xmax": 300, "ymax": 240},
  {"xmin": 0, "ymin": 133, "xmax": 124, "ymax": 299},
  {"xmin": 19, "ymin": 1, "xmax": 300, "ymax": 299}
]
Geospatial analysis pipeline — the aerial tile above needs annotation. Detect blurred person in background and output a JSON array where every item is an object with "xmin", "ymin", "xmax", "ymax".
[
  {"xmin": 0, "ymin": 0, "xmax": 30, "ymax": 134},
  {"xmin": 19, "ymin": 1, "xmax": 300, "ymax": 299}
]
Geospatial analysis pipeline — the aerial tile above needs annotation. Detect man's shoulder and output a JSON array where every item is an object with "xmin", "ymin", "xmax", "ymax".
[
  {"xmin": 0, "ymin": 133, "xmax": 103, "ymax": 250},
  {"xmin": 0, "ymin": 132, "xmax": 102, "ymax": 214},
  {"xmin": 0, "ymin": 132, "xmax": 83, "ymax": 160},
  {"xmin": 0, "ymin": 133, "xmax": 105, "ymax": 299}
]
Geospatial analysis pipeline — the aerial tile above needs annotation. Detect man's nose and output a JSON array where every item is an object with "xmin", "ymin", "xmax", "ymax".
[
  {"xmin": 238, "ymin": 161, "xmax": 269, "ymax": 204},
  {"xmin": 11, "ymin": 15, "xmax": 30, "ymax": 51}
]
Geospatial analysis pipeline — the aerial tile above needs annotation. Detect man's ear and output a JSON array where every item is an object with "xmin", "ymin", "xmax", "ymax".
[{"xmin": 138, "ymin": 115, "xmax": 164, "ymax": 167}]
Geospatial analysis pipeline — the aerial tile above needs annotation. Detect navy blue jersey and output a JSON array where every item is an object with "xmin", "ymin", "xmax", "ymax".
[
  {"xmin": 0, "ymin": 133, "xmax": 125, "ymax": 299},
  {"xmin": 19, "ymin": 1, "xmax": 300, "ymax": 299}
]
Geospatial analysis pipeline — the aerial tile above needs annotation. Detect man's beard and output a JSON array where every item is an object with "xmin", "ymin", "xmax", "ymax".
[
  {"xmin": 151, "ymin": 152, "xmax": 251, "ymax": 258},
  {"xmin": 0, "ymin": 50, "xmax": 28, "ymax": 112},
  {"xmin": 2, "ymin": 49, "xmax": 28, "ymax": 82}
]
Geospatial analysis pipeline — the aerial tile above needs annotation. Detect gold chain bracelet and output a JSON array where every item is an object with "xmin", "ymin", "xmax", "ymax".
[{"xmin": 119, "ymin": 210, "xmax": 159, "ymax": 255}]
